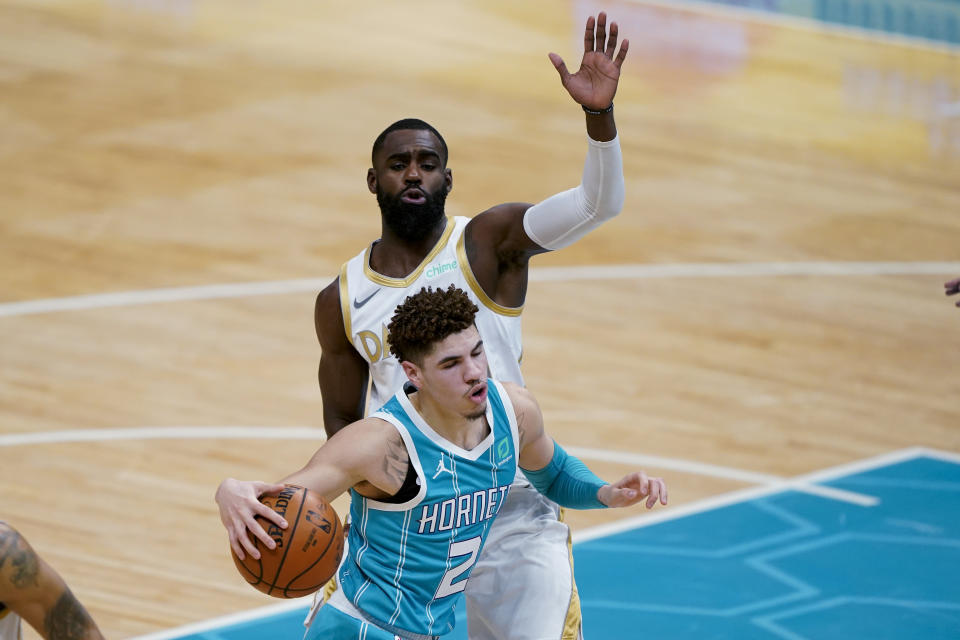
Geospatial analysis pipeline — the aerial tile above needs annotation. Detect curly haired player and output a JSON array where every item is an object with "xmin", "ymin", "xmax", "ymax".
[{"xmin": 217, "ymin": 286, "xmax": 667, "ymax": 640}]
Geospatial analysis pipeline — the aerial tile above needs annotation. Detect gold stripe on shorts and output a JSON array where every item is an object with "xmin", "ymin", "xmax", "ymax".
[{"xmin": 559, "ymin": 507, "xmax": 583, "ymax": 640}]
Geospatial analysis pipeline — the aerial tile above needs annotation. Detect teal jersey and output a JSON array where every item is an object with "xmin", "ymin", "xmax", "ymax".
[{"xmin": 338, "ymin": 379, "xmax": 520, "ymax": 639}]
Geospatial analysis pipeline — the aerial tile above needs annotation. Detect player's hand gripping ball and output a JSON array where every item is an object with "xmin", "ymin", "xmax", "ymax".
[{"xmin": 232, "ymin": 485, "xmax": 344, "ymax": 598}]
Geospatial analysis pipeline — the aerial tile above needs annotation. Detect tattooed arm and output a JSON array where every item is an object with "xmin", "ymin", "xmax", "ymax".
[
  {"xmin": 282, "ymin": 417, "xmax": 410, "ymax": 502},
  {"xmin": 0, "ymin": 522, "xmax": 104, "ymax": 640},
  {"xmin": 217, "ymin": 417, "xmax": 410, "ymax": 560}
]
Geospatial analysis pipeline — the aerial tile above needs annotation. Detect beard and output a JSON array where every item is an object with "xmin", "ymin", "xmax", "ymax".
[
  {"xmin": 377, "ymin": 185, "xmax": 448, "ymax": 242},
  {"xmin": 465, "ymin": 404, "xmax": 487, "ymax": 421}
]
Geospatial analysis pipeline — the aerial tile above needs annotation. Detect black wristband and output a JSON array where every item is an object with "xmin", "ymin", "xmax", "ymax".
[{"xmin": 582, "ymin": 103, "xmax": 613, "ymax": 115}]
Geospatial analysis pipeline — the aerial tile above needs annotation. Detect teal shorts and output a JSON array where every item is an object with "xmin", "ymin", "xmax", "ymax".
[{"xmin": 305, "ymin": 604, "xmax": 439, "ymax": 640}]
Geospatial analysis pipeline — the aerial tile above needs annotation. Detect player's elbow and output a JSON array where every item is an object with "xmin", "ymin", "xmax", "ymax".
[
  {"xmin": 591, "ymin": 180, "xmax": 625, "ymax": 222},
  {"xmin": 579, "ymin": 179, "xmax": 624, "ymax": 225}
]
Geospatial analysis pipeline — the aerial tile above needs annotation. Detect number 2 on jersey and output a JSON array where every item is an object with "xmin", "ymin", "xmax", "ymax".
[{"xmin": 434, "ymin": 536, "xmax": 482, "ymax": 599}]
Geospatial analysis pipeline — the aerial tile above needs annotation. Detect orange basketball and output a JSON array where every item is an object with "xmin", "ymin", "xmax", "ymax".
[{"xmin": 231, "ymin": 485, "xmax": 344, "ymax": 598}]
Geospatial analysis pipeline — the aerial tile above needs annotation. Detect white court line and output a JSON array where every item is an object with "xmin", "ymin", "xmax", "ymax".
[
  {"xmin": 573, "ymin": 446, "xmax": 943, "ymax": 543},
  {"xmin": 2, "ymin": 261, "xmax": 958, "ymax": 318},
  {"xmin": 0, "ymin": 426, "xmax": 327, "ymax": 447},
  {"xmin": 914, "ymin": 447, "xmax": 960, "ymax": 465},
  {"xmin": 0, "ymin": 425, "xmax": 874, "ymax": 505},
  {"xmin": 630, "ymin": 0, "xmax": 960, "ymax": 53},
  {"xmin": 567, "ymin": 447, "xmax": 877, "ymax": 506},
  {"xmin": 130, "ymin": 597, "xmax": 313, "ymax": 640}
]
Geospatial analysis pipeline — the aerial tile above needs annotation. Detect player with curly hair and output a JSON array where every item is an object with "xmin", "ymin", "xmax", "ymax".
[{"xmin": 217, "ymin": 286, "xmax": 666, "ymax": 640}]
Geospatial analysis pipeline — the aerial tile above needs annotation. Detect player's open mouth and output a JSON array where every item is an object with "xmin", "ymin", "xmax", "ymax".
[
  {"xmin": 401, "ymin": 188, "xmax": 426, "ymax": 204},
  {"xmin": 468, "ymin": 383, "xmax": 487, "ymax": 404}
]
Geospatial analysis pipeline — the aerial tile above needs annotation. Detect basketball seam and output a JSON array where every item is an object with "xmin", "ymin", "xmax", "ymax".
[
  {"xmin": 285, "ymin": 503, "xmax": 343, "ymax": 596},
  {"xmin": 268, "ymin": 486, "xmax": 306, "ymax": 597}
]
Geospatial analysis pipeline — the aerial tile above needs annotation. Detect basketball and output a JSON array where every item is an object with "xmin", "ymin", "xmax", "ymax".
[{"xmin": 231, "ymin": 485, "xmax": 344, "ymax": 598}]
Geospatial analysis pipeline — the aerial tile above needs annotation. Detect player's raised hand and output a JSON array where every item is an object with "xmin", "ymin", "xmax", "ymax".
[
  {"xmin": 548, "ymin": 12, "xmax": 629, "ymax": 111},
  {"xmin": 598, "ymin": 471, "xmax": 668, "ymax": 509},
  {"xmin": 945, "ymin": 278, "xmax": 960, "ymax": 307},
  {"xmin": 215, "ymin": 478, "xmax": 287, "ymax": 560}
]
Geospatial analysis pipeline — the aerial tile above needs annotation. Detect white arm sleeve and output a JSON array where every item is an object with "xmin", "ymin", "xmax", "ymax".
[{"xmin": 521, "ymin": 135, "xmax": 625, "ymax": 251}]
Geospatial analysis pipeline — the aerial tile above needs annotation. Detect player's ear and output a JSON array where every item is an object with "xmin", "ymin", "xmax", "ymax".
[
  {"xmin": 444, "ymin": 168, "xmax": 453, "ymax": 193},
  {"xmin": 401, "ymin": 360, "xmax": 422, "ymax": 389},
  {"xmin": 367, "ymin": 168, "xmax": 377, "ymax": 194}
]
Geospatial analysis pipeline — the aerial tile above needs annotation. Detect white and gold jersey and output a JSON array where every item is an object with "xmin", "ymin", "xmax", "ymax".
[
  {"xmin": 0, "ymin": 604, "xmax": 22, "ymax": 640},
  {"xmin": 339, "ymin": 216, "xmax": 524, "ymax": 413}
]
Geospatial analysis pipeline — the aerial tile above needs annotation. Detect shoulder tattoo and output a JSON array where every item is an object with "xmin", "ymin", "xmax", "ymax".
[
  {"xmin": 0, "ymin": 526, "xmax": 39, "ymax": 589},
  {"xmin": 381, "ymin": 430, "xmax": 410, "ymax": 487}
]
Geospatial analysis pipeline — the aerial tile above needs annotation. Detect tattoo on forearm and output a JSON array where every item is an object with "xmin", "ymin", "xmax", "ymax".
[
  {"xmin": 0, "ymin": 526, "xmax": 39, "ymax": 589},
  {"xmin": 382, "ymin": 432, "xmax": 410, "ymax": 488},
  {"xmin": 45, "ymin": 589, "xmax": 96, "ymax": 640}
]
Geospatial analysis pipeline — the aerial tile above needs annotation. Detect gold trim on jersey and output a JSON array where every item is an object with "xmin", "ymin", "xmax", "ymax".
[
  {"xmin": 339, "ymin": 262, "xmax": 352, "ymax": 344},
  {"xmin": 362, "ymin": 217, "xmax": 456, "ymax": 288},
  {"xmin": 455, "ymin": 230, "xmax": 524, "ymax": 317},
  {"xmin": 560, "ymin": 508, "xmax": 584, "ymax": 640}
]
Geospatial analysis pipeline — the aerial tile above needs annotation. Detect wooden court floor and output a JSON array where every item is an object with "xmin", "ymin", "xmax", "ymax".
[{"xmin": 1, "ymin": 0, "xmax": 958, "ymax": 637}]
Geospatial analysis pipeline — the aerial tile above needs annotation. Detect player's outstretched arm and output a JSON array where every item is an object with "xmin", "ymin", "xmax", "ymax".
[
  {"xmin": 946, "ymin": 278, "xmax": 960, "ymax": 307},
  {"xmin": 464, "ymin": 12, "xmax": 628, "ymax": 308},
  {"xmin": 0, "ymin": 522, "xmax": 105, "ymax": 640},
  {"xmin": 506, "ymin": 383, "xmax": 667, "ymax": 510},
  {"xmin": 523, "ymin": 12, "xmax": 629, "ymax": 252},
  {"xmin": 216, "ymin": 418, "xmax": 410, "ymax": 559}
]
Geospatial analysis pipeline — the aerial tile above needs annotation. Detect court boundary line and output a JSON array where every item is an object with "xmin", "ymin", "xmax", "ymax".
[
  {"xmin": 628, "ymin": 0, "xmax": 960, "ymax": 53},
  {"xmin": 0, "ymin": 425, "xmax": 875, "ymax": 505},
  {"xmin": 2, "ymin": 261, "xmax": 958, "ymax": 318},
  {"xmin": 130, "ymin": 597, "xmax": 314, "ymax": 640},
  {"xmin": 573, "ymin": 446, "xmax": 952, "ymax": 543},
  {"xmin": 125, "ymin": 445, "xmax": 945, "ymax": 640}
]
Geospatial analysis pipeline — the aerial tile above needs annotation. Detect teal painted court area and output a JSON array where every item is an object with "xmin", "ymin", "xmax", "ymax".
[
  {"xmin": 575, "ymin": 452, "xmax": 960, "ymax": 639},
  {"xmin": 155, "ymin": 450, "xmax": 960, "ymax": 640},
  {"xmin": 681, "ymin": 0, "xmax": 960, "ymax": 45}
]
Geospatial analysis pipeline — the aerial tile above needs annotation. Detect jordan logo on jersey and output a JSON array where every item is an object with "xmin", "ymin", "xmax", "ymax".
[{"xmin": 432, "ymin": 453, "xmax": 453, "ymax": 479}]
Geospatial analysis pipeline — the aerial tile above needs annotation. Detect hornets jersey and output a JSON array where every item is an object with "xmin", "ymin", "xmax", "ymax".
[
  {"xmin": 0, "ymin": 604, "xmax": 21, "ymax": 640},
  {"xmin": 337, "ymin": 379, "xmax": 520, "ymax": 639},
  {"xmin": 339, "ymin": 216, "xmax": 524, "ymax": 412}
]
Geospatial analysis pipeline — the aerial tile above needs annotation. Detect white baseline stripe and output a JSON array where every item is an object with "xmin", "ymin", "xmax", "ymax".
[{"xmin": 2, "ymin": 262, "xmax": 958, "ymax": 318}]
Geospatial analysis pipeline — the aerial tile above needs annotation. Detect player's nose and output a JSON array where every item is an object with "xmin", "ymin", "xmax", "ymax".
[{"xmin": 464, "ymin": 355, "xmax": 484, "ymax": 381}]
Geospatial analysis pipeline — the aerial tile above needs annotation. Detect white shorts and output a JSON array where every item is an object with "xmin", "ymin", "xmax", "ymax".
[{"xmin": 464, "ymin": 476, "xmax": 584, "ymax": 640}]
